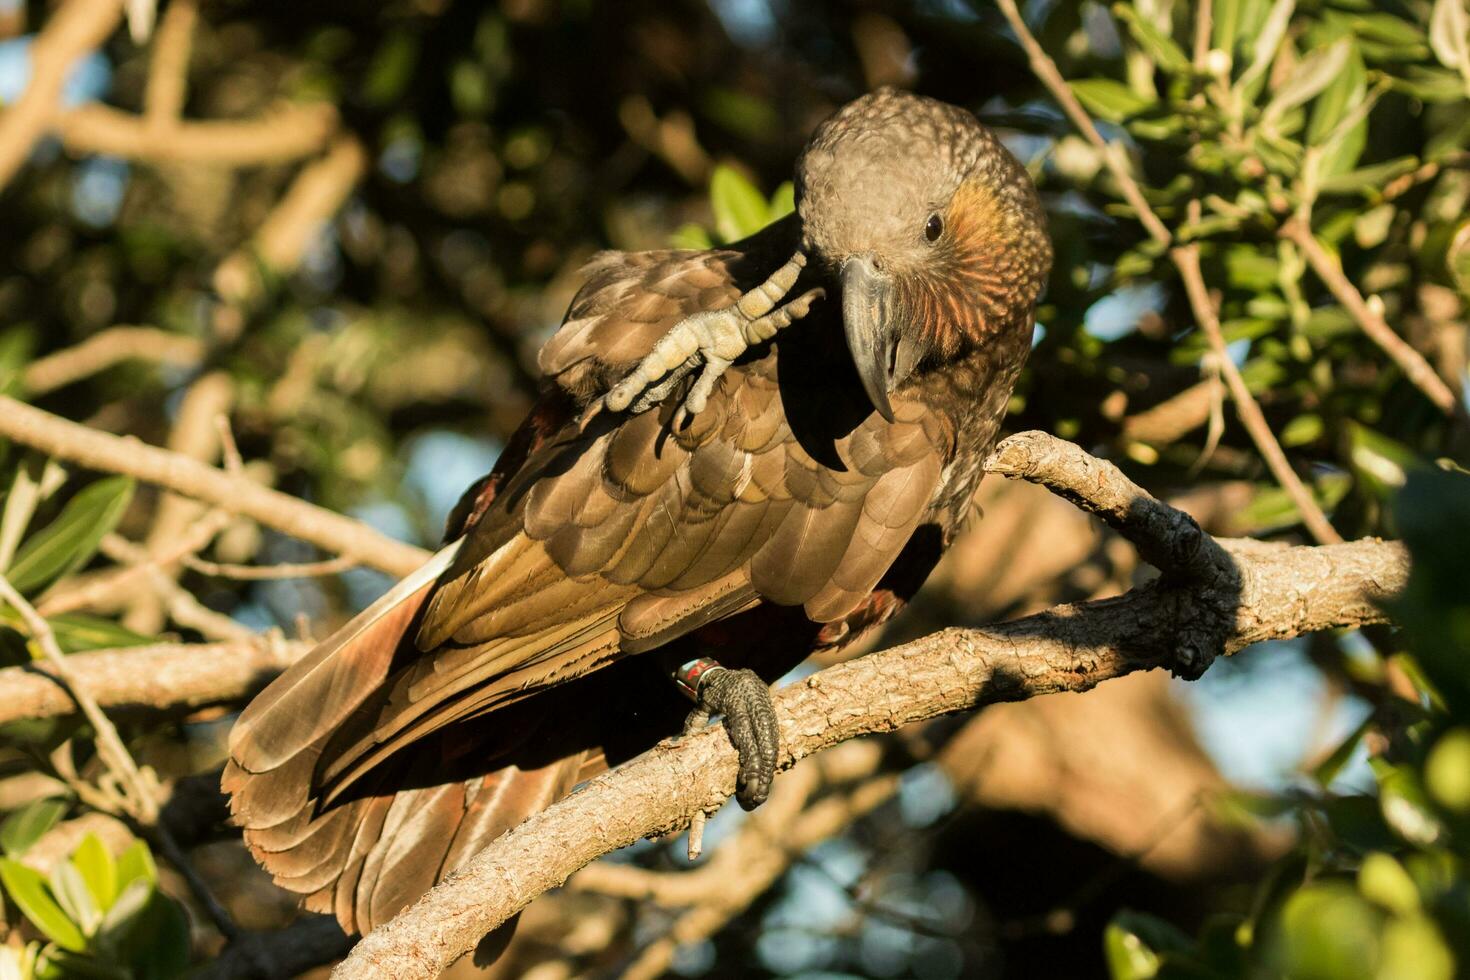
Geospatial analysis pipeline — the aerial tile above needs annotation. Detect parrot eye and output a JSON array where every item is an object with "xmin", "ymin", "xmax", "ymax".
[{"xmin": 924, "ymin": 213, "xmax": 943, "ymax": 243}]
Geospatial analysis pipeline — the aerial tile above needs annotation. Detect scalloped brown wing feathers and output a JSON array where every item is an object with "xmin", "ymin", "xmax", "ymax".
[{"xmin": 224, "ymin": 220, "xmax": 951, "ymax": 934}]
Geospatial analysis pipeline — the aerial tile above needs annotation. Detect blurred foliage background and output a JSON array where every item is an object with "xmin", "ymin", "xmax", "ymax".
[{"xmin": 0, "ymin": 0, "xmax": 1469, "ymax": 976}]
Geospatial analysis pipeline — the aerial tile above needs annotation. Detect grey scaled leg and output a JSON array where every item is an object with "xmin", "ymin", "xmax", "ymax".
[
  {"xmin": 587, "ymin": 251, "xmax": 824, "ymax": 430},
  {"xmin": 674, "ymin": 657, "xmax": 780, "ymax": 810}
]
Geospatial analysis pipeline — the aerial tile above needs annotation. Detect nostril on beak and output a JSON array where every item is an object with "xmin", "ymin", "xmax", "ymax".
[{"xmin": 869, "ymin": 255, "xmax": 884, "ymax": 271}]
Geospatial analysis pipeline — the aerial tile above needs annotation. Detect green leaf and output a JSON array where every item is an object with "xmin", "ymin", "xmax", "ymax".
[
  {"xmin": 1307, "ymin": 40, "xmax": 1365, "ymax": 152},
  {"xmin": 1347, "ymin": 424, "xmax": 1421, "ymax": 498},
  {"xmin": 113, "ymin": 840, "xmax": 156, "ymax": 892},
  {"xmin": 1425, "ymin": 727, "xmax": 1470, "ymax": 813},
  {"xmin": 5, "ymin": 477, "xmax": 134, "ymax": 596},
  {"xmin": 1372, "ymin": 759, "xmax": 1446, "ymax": 847},
  {"xmin": 0, "ymin": 326, "xmax": 36, "ymax": 401},
  {"xmin": 1270, "ymin": 883, "xmax": 1382, "ymax": 980},
  {"xmin": 1378, "ymin": 916, "xmax": 1454, "ymax": 980},
  {"xmin": 1104, "ymin": 920, "xmax": 1160, "ymax": 979},
  {"xmin": 768, "ymin": 181, "xmax": 795, "ymax": 221},
  {"xmin": 1263, "ymin": 40, "xmax": 1352, "ymax": 127},
  {"xmin": 48, "ymin": 861, "xmax": 100, "ymax": 937},
  {"xmin": 71, "ymin": 835, "xmax": 116, "ymax": 912},
  {"xmin": 1112, "ymin": 4, "xmax": 1191, "ymax": 74},
  {"xmin": 97, "ymin": 877, "xmax": 151, "ymax": 944},
  {"xmin": 117, "ymin": 891, "xmax": 190, "ymax": 980},
  {"xmin": 668, "ymin": 223, "xmax": 714, "ymax": 250},
  {"xmin": 1429, "ymin": 0, "xmax": 1470, "ymax": 80},
  {"xmin": 1319, "ymin": 156, "xmax": 1420, "ymax": 195},
  {"xmin": 0, "ymin": 799, "xmax": 68, "ymax": 858},
  {"xmin": 1358, "ymin": 852, "xmax": 1420, "ymax": 916},
  {"xmin": 1391, "ymin": 64, "xmax": 1469, "ymax": 103},
  {"xmin": 1235, "ymin": 0, "xmax": 1296, "ymax": 96},
  {"xmin": 0, "ymin": 858, "xmax": 86, "ymax": 952},
  {"xmin": 1069, "ymin": 78, "xmax": 1157, "ymax": 122},
  {"xmin": 709, "ymin": 165, "xmax": 769, "ymax": 242},
  {"xmin": 1310, "ymin": 713, "xmax": 1369, "ymax": 786},
  {"xmin": 37, "ymin": 614, "xmax": 152, "ymax": 654}
]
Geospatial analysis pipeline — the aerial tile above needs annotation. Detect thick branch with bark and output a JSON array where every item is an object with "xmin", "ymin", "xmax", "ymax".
[
  {"xmin": 334, "ymin": 432, "xmax": 1406, "ymax": 978},
  {"xmin": 0, "ymin": 639, "xmax": 307, "ymax": 726}
]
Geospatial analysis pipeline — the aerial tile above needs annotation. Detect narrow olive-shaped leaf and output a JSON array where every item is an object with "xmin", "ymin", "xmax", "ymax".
[
  {"xmin": 1069, "ymin": 78, "xmax": 1156, "ymax": 122},
  {"xmin": 709, "ymin": 165, "xmax": 769, "ymax": 242},
  {"xmin": 113, "ymin": 840, "xmax": 157, "ymax": 891},
  {"xmin": 1372, "ymin": 759, "xmax": 1446, "ymax": 847},
  {"xmin": 71, "ymin": 834, "xmax": 116, "ymax": 911},
  {"xmin": 1112, "ymin": 4, "xmax": 1190, "ymax": 74},
  {"xmin": 768, "ymin": 180, "xmax": 795, "ymax": 220},
  {"xmin": 1429, "ymin": 0, "xmax": 1470, "ymax": 78},
  {"xmin": 40, "ymin": 613, "xmax": 152, "ymax": 654},
  {"xmin": 0, "ymin": 858, "xmax": 86, "ymax": 952},
  {"xmin": 96, "ymin": 878, "xmax": 153, "ymax": 946},
  {"xmin": 119, "ymin": 892, "xmax": 190, "ymax": 980},
  {"xmin": 1263, "ymin": 40, "xmax": 1351, "ymax": 126},
  {"xmin": 1310, "ymin": 713, "xmax": 1370, "ymax": 786},
  {"xmin": 0, "ymin": 798, "xmax": 68, "ymax": 858},
  {"xmin": 1236, "ymin": 0, "xmax": 1296, "ymax": 95},
  {"xmin": 1103, "ymin": 920, "xmax": 1160, "ymax": 979},
  {"xmin": 49, "ymin": 861, "xmax": 101, "ymax": 937},
  {"xmin": 1307, "ymin": 39, "xmax": 1364, "ymax": 147},
  {"xmin": 5, "ymin": 477, "xmax": 134, "ymax": 596},
  {"xmin": 1318, "ymin": 155, "xmax": 1420, "ymax": 195}
]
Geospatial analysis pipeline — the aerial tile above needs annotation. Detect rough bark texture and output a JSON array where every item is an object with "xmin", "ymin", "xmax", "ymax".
[
  {"xmin": 333, "ymin": 432, "xmax": 1406, "ymax": 978},
  {"xmin": 0, "ymin": 640, "xmax": 307, "ymax": 726}
]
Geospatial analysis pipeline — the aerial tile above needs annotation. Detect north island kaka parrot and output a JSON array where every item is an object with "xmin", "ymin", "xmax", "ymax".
[{"xmin": 223, "ymin": 88, "xmax": 1052, "ymax": 935}]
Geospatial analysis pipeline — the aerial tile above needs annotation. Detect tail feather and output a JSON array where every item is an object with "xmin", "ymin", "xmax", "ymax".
[{"xmin": 224, "ymin": 539, "xmax": 595, "ymax": 935}]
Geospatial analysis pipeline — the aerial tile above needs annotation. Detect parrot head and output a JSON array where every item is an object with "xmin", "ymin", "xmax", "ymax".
[{"xmin": 796, "ymin": 88, "xmax": 1052, "ymax": 421}]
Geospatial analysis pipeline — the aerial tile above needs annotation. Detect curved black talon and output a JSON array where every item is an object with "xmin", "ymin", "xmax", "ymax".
[{"xmin": 676, "ymin": 660, "xmax": 779, "ymax": 810}]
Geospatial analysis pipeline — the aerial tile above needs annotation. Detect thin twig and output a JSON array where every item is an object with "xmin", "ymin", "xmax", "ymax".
[
  {"xmin": 994, "ymin": 0, "xmax": 1340, "ymax": 543},
  {"xmin": 23, "ymin": 328, "xmax": 205, "ymax": 396},
  {"xmin": 1172, "ymin": 244, "xmax": 1343, "ymax": 543},
  {"xmin": 1281, "ymin": 217, "xmax": 1464, "ymax": 418},
  {"xmin": 0, "ymin": 579, "xmax": 240, "ymax": 936},
  {"xmin": 179, "ymin": 553, "xmax": 357, "ymax": 581},
  {"xmin": 55, "ymin": 102, "xmax": 339, "ymax": 166},
  {"xmin": 38, "ymin": 511, "xmax": 232, "ymax": 617},
  {"xmin": 0, "ymin": 0, "xmax": 123, "ymax": 190},
  {"xmin": 994, "ymin": 0, "xmax": 1172, "ymax": 246},
  {"xmin": 0, "ymin": 395, "xmax": 429, "ymax": 576},
  {"xmin": 143, "ymin": 0, "xmax": 196, "ymax": 125},
  {"xmin": 0, "ymin": 573, "xmax": 160, "ymax": 822}
]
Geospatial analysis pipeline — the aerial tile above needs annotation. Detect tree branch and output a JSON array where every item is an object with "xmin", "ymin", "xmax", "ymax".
[
  {"xmin": 23, "ymin": 327, "xmax": 205, "ymax": 395},
  {"xmin": 333, "ymin": 432, "xmax": 1406, "ymax": 978},
  {"xmin": 0, "ymin": 638, "xmax": 307, "ymax": 726},
  {"xmin": 1281, "ymin": 216, "xmax": 1465, "ymax": 420},
  {"xmin": 0, "ymin": 0, "xmax": 123, "ymax": 190},
  {"xmin": 992, "ymin": 0, "xmax": 1341, "ymax": 545},
  {"xmin": 55, "ymin": 102, "xmax": 340, "ymax": 166},
  {"xmin": 0, "ymin": 396, "xmax": 430, "ymax": 576}
]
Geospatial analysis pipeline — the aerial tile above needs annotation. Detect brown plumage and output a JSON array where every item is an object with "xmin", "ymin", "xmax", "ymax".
[{"xmin": 223, "ymin": 88, "xmax": 1052, "ymax": 936}]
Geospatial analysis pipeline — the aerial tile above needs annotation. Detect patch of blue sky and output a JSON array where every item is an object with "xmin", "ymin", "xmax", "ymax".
[
  {"xmin": 71, "ymin": 156, "xmax": 128, "ymax": 227},
  {"xmin": 1176, "ymin": 637, "xmax": 1372, "ymax": 792},
  {"xmin": 0, "ymin": 36, "xmax": 111, "ymax": 106},
  {"xmin": 378, "ymin": 133, "xmax": 421, "ymax": 184},
  {"xmin": 708, "ymin": 0, "xmax": 777, "ymax": 45},
  {"xmin": 341, "ymin": 500, "xmax": 417, "ymax": 608},
  {"xmin": 1083, "ymin": 281, "xmax": 1163, "ymax": 341},
  {"xmin": 401, "ymin": 429, "xmax": 504, "ymax": 533},
  {"xmin": 898, "ymin": 762, "xmax": 956, "ymax": 828}
]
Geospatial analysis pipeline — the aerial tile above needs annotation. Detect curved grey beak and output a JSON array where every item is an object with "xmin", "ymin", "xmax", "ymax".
[{"xmin": 841, "ymin": 254, "xmax": 919, "ymax": 423}]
